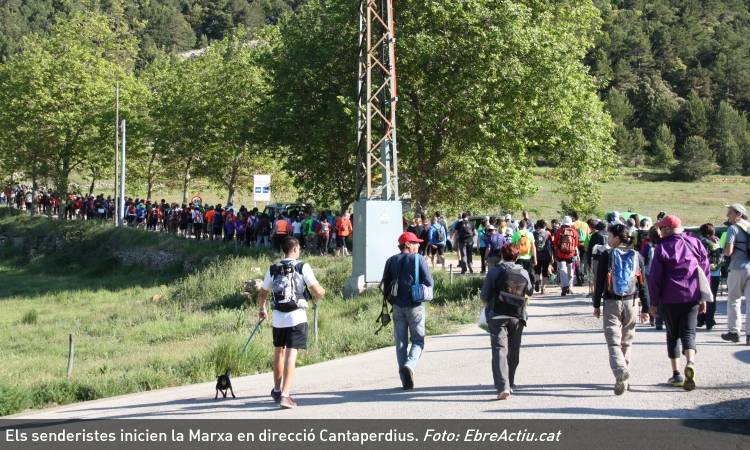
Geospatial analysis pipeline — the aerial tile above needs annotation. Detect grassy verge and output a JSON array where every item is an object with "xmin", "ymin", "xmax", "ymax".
[{"xmin": 0, "ymin": 213, "xmax": 480, "ymax": 416}]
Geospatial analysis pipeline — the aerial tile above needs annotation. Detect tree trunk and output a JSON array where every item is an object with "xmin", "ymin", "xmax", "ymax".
[
  {"xmin": 181, "ymin": 157, "xmax": 192, "ymax": 205},
  {"xmin": 226, "ymin": 153, "xmax": 240, "ymax": 206},
  {"xmin": 88, "ymin": 170, "xmax": 96, "ymax": 197},
  {"xmin": 146, "ymin": 150, "xmax": 157, "ymax": 200}
]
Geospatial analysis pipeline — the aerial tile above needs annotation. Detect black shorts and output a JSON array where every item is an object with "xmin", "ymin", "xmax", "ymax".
[
  {"xmin": 430, "ymin": 244, "xmax": 445, "ymax": 256},
  {"xmin": 336, "ymin": 236, "xmax": 346, "ymax": 247},
  {"xmin": 535, "ymin": 259, "xmax": 551, "ymax": 277},
  {"xmin": 272, "ymin": 323, "xmax": 308, "ymax": 349}
]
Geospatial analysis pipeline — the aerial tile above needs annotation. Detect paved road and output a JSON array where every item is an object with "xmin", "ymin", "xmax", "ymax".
[{"xmin": 11, "ymin": 286, "xmax": 750, "ymax": 419}]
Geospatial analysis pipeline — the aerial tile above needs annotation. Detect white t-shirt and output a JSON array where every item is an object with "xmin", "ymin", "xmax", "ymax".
[
  {"xmin": 292, "ymin": 221, "xmax": 302, "ymax": 235},
  {"xmin": 261, "ymin": 259, "xmax": 319, "ymax": 328}
]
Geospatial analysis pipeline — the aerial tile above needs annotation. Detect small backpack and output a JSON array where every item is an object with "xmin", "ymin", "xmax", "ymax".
[
  {"xmin": 558, "ymin": 227, "xmax": 576, "ymax": 255},
  {"xmin": 270, "ymin": 261, "xmax": 308, "ymax": 312},
  {"xmin": 533, "ymin": 230, "xmax": 548, "ymax": 254},
  {"xmin": 607, "ymin": 248, "xmax": 641, "ymax": 297},
  {"xmin": 487, "ymin": 233, "xmax": 505, "ymax": 256},
  {"xmin": 492, "ymin": 264, "xmax": 529, "ymax": 319},
  {"xmin": 435, "ymin": 224, "xmax": 446, "ymax": 243},
  {"xmin": 703, "ymin": 238, "xmax": 722, "ymax": 272},
  {"xmin": 517, "ymin": 232, "xmax": 532, "ymax": 255}
]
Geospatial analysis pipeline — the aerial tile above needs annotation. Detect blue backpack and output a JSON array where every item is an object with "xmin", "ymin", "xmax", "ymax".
[{"xmin": 607, "ymin": 248, "xmax": 641, "ymax": 297}]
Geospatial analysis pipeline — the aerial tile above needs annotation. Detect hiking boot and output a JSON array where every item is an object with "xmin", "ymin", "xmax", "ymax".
[
  {"xmin": 747, "ymin": 336, "xmax": 750, "ymax": 346},
  {"xmin": 497, "ymin": 390, "xmax": 511, "ymax": 400},
  {"xmin": 655, "ymin": 324, "xmax": 663, "ymax": 331},
  {"xmin": 534, "ymin": 282, "xmax": 540, "ymax": 293},
  {"xmin": 668, "ymin": 373, "xmax": 684, "ymax": 387},
  {"xmin": 399, "ymin": 366, "xmax": 414, "ymax": 390},
  {"xmin": 280, "ymin": 396, "xmax": 298, "ymax": 409},
  {"xmin": 614, "ymin": 370, "xmax": 630, "ymax": 396},
  {"xmin": 721, "ymin": 332, "xmax": 740, "ymax": 343},
  {"xmin": 683, "ymin": 363, "xmax": 696, "ymax": 391},
  {"xmin": 270, "ymin": 388, "xmax": 282, "ymax": 403},
  {"xmin": 561, "ymin": 288, "xmax": 567, "ymax": 297}
]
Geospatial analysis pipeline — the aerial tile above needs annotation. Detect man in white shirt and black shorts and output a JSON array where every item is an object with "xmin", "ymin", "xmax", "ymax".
[{"xmin": 258, "ymin": 236, "xmax": 325, "ymax": 409}]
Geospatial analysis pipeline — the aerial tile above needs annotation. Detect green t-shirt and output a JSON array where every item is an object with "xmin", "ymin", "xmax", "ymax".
[{"xmin": 512, "ymin": 229, "xmax": 535, "ymax": 260}]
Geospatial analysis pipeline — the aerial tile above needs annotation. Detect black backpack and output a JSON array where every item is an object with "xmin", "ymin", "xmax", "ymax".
[
  {"xmin": 491, "ymin": 264, "xmax": 529, "ymax": 319},
  {"xmin": 270, "ymin": 261, "xmax": 308, "ymax": 312}
]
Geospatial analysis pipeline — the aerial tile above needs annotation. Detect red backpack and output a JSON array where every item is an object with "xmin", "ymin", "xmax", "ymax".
[{"xmin": 558, "ymin": 226, "xmax": 576, "ymax": 255}]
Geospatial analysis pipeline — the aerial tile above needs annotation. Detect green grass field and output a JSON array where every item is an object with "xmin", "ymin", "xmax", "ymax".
[
  {"xmin": 523, "ymin": 168, "xmax": 750, "ymax": 226},
  {"xmin": 0, "ymin": 212, "xmax": 479, "ymax": 416}
]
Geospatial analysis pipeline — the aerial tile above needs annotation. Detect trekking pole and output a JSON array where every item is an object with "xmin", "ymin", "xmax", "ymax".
[
  {"xmin": 242, "ymin": 317, "xmax": 266, "ymax": 354},
  {"xmin": 449, "ymin": 264, "xmax": 453, "ymax": 285},
  {"xmin": 313, "ymin": 301, "xmax": 319, "ymax": 345}
]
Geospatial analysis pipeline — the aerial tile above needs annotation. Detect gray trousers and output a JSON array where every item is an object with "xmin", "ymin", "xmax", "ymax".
[
  {"xmin": 603, "ymin": 299, "xmax": 638, "ymax": 379},
  {"xmin": 488, "ymin": 316, "xmax": 524, "ymax": 392},
  {"xmin": 727, "ymin": 267, "xmax": 750, "ymax": 335}
]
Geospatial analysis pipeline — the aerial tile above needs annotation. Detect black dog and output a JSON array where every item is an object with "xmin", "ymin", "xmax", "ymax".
[{"xmin": 215, "ymin": 370, "xmax": 235, "ymax": 400}]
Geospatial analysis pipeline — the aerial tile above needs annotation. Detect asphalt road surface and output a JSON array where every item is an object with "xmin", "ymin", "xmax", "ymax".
[{"xmin": 11, "ymin": 285, "xmax": 750, "ymax": 419}]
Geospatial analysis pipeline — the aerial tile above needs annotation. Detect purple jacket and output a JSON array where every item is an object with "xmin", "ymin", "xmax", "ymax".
[{"xmin": 647, "ymin": 233, "xmax": 710, "ymax": 306}]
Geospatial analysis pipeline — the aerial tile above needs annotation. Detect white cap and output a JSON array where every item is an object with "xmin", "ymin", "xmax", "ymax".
[
  {"xmin": 504, "ymin": 214, "xmax": 512, "ymax": 220},
  {"xmin": 562, "ymin": 216, "xmax": 573, "ymax": 226}
]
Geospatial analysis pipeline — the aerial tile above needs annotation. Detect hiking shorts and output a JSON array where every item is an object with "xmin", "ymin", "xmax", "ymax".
[
  {"xmin": 272, "ymin": 323, "xmax": 308, "ymax": 349},
  {"xmin": 430, "ymin": 244, "xmax": 445, "ymax": 256},
  {"xmin": 336, "ymin": 235, "xmax": 347, "ymax": 248}
]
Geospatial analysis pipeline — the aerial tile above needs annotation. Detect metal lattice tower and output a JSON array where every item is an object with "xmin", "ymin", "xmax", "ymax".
[{"xmin": 355, "ymin": 0, "xmax": 399, "ymax": 201}]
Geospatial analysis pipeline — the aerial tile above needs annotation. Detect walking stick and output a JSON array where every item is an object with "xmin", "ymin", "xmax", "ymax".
[{"xmin": 313, "ymin": 301, "xmax": 319, "ymax": 344}]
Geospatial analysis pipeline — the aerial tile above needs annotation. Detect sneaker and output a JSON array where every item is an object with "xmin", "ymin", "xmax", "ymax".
[
  {"xmin": 655, "ymin": 324, "xmax": 663, "ymax": 331},
  {"xmin": 280, "ymin": 396, "xmax": 298, "ymax": 409},
  {"xmin": 399, "ymin": 366, "xmax": 414, "ymax": 390},
  {"xmin": 668, "ymin": 373, "xmax": 684, "ymax": 387},
  {"xmin": 683, "ymin": 363, "xmax": 696, "ymax": 391},
  {"xmin": 614, "ymin": 370, "xmax": 630, "ymax": 396},
  {"xmin": 270, "ymin": 388, "xmax": 282, "ymax": 403},
  {"xmin": 497, "ymin": 390, "xmax": 511, "ymax": 400},
  {"xmin": 721, "ymin": 332, "xmax": 740, "ymax": 343},
  {"xmin": 747, "ymin": 336, "xmax": 750, "ymax": 346}
]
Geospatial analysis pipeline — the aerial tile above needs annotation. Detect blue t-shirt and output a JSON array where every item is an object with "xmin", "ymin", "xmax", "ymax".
[{"xmin": 382, "ymin": 253, "xmax": 434, "ymax": 308}]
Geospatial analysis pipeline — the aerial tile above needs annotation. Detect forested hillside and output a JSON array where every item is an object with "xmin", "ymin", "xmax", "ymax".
[
  {"xmin": 589, "ymin": 0, "xmax": 750, "ymax": 178},
  {"xmin": 0, "ymin": 0, "xmax": 303, "ymax": 62}
]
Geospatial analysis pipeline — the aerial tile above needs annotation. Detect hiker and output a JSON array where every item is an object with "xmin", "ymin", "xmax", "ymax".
[
  {"xmin": 512, "ymin": 219, "xmax": 537, "ymax": 291},
  {"xmin": 648, "ymin": 215, "xmax": 709, "ymax": 391},
  {"xmin": 571, "ymin": 212, "xmax": 590, "ymax": 287},
  {"xmin": 533, "ymin": 220, "xmax": 553, "ymax": 294},
  {"xmin": 697, "ymin": 223, "xmax": 722, "ymax": 330},
  {"xmin": 316, "ymin": 215, "xmax": 331, "ymax": 256},
  {"xmin": 721, "ymin": 203, "xmax": 750, "ymax": 345},
  {"xmin": 592, "ymin": 223, "xmax": 650, "ymax": 395},
  {"xmin": 554, "ymin": 216, "xmax": 579, "ymax": 296},
  {"xmin": 427, "ymin": 216, "xmax": 447, "ymax": 268},
  {"xmin": 380, "ymin": 231, "xmax": 434, "ymax": 390},
  {"xmin": 454, "ymin": 213, "xmax": 475, "ymax": 274},
  {"xmin": 258, "ymin": 236, "xmax": 325, "ymax": 409},
  {"xmin": 587, "ymin": 221, "xmax": 609, "ymax": 294},
  {"xmin": 335, "ymin": 212, "xmax": 352, "ymax": 257},
  {"xmin": 272, "ymin": 214, "xmax": 291, "ymax": 252},
  {"xmin": 478, "ymin": 218, "xmax": 490, "ymax": 274},
  {"xmin": 480, "ymin": 243, "xmax": 533, "ymax": 400}
]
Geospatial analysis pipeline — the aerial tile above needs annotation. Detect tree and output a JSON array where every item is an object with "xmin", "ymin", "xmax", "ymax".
[
  {"xmin": 712, "ymin": 101, "xmax": 750, "ymax": 175},
  {"xmin": 651, "ymin": 123, "xmax": 676, "ymax": 168},
  {"xmin": 673, "ymin": 90, "xmax": 709, "ymax": 150},
  {"xmin": 672, "ymin": 136, "xmax": 717, "ymax": 181},
  {"xmin": 263, "ymin": 0, "xmax": 614, "ymax": 214},
  {"xmin": 0, "ymin": 12, "xmax": 144, "ymax": 195}
]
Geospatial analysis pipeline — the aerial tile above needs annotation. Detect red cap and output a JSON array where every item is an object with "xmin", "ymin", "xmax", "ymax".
[
  {"xmin": 398, "ymin": 232, "xmax": 424, "ymax": 245},
  {"xmin": 656, "ymin": 214, "xmax": 681, "ymax": 229}
]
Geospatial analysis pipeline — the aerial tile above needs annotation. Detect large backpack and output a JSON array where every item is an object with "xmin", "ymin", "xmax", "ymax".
[
  {"xmin": 270, "ymin": 261, "xmax": 308, "ymax": 312},
  {"xmin": 487, "ymin": 233, "xmax": 505, "ymax": 256},
  {"xmin": 558, "ymin": 226, "xmax": 576, "ymax": 255},
  {"xmin": 533, "ymin": 230, "xmax": 548, "ymax": 253},
  {"xmin": 607, "ymin": 248, "xmax": 641, "ymax": 297},
  {"xmin": 491, "ymin": 264, "xmax": 529, "ymax": 319}
]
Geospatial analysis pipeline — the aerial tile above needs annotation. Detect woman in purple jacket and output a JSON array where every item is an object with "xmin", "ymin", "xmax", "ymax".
[{"xmin": 647, "ymin": 215, "xmax": 709, "ymax": 391}]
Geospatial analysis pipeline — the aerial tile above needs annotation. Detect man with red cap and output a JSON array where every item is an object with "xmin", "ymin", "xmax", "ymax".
[
  {"xmin": 648, "ymin": 215, "xmax": 709, "ymax": 391},
  {"xmin": 380, "ymin": 231, "xmax": 434, "ymax": 390}
]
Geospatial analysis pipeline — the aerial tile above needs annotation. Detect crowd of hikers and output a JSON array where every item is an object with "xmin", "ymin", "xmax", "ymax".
[
  {"xmin": 6, "ymin": 184, "xmax": 748, "ymax": 406},
  {"xmin": 260, "ymin": 204, "xmax": 749, "ymax": 408}
]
